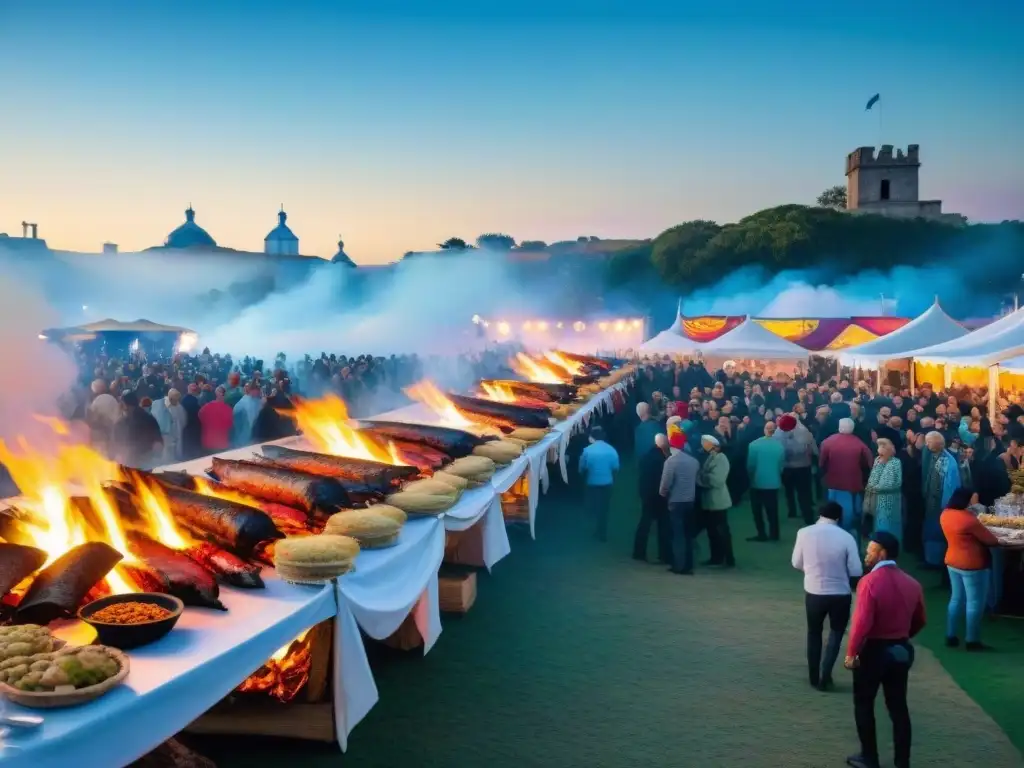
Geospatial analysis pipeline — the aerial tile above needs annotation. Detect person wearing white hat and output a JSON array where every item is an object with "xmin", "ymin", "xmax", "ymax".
[{"xmin": 699, "ymin": 434, "xmax": 734, "ymax": 567}]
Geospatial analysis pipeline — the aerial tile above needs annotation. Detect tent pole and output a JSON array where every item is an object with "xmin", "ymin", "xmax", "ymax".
[
  {"xmin": 989, "ymin": 365, "xmax": 999, "ymax": 423},
  {"xmin": 909, "ymin": 359, "xmax": 916, "ymax": 395},
  {"xmin": 943, "ymin": 364, "xmax": 953, "ymax": 390}
]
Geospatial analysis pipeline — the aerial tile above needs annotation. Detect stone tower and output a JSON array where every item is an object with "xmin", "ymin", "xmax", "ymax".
[{"xmin": 845, "ymin": 145, "xmax": 944, "ymax": 219}]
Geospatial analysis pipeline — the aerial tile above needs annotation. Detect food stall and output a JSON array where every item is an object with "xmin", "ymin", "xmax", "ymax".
[{"xmin": 0, "ymin": 353, "xmax": 633, "ymax": 766}]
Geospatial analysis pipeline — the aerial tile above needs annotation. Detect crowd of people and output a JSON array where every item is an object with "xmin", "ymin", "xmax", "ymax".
[
  {"xmin": 53, "ymin": 343, "xmax": 520, "ymax": 470},
  {"xmin": 597, "ymin": 357, "xmax": 1019, "ymax": 768}
]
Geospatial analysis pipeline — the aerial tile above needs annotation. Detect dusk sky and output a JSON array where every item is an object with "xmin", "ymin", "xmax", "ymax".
[{"xmin": 2, "ymin": 0, "xmax": 1021, "ymax": 264}]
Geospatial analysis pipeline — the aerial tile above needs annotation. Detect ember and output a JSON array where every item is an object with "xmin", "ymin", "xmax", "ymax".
[
  {"xmin": 237, "ymin": 629, "xmax": 312, "ymax": 702},
  {"xmin": 510, "ymin": 353, "xmax": 570, "ymax": 384}
]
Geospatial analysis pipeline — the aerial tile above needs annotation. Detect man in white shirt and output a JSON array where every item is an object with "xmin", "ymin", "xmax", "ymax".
[{"xmin": 792, "ymin": 500, "xmax": 863, "ymax": 691}]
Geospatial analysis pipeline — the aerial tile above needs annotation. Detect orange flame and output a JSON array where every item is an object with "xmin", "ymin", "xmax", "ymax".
[
  {"xmin": 478, "ymin": 382, "xmax": 518, "ymax": 403},
  {"xmin": 510, "ymin": 353, "xmax": 569, "ymax": 384},
  {"xmin": 0, "ymin": 436, "xmax": 139, "ymax": 594},
  {"xmin": 238, "ymin": 629, "xmax": 312, "ymax": 702},
  {"xmin": 291, "ymin": 394, "xmax": 408, "ymax": 465},
  {"xmin": 403, "ymin": 381, "xmax": 476, "ymax": 428},
  {"xmin": 544, "ymin": 350, "xmax": 584, "ymax": 376}
]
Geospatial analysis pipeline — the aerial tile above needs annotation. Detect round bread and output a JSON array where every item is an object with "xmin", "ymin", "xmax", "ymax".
[
  {"xmin": 365, "ymin": 504, "xmax": 407, "ymax": 525},
  {"xmin": 402, "ymin": 478, "xmax": 461, "ymax": 496},
  {"xmin": 324, "ymin": 511, "xmax": 401, "ymax": 544},
  {"xmin": 274, "ymin": 534, "xmax": 360, "ymax": 565},
  {"xmin": 430, "ymin": 471, "xmax": 469, "ymax": 491}
]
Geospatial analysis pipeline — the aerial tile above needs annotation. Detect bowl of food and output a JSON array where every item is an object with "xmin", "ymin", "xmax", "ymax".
[
  {"xmin": 0, "ymin": 644, "xmax": 129, "ymax": 708},
  {"xmin": 78, "ymin": 592, "xmax": 184, "ymax": 650}
]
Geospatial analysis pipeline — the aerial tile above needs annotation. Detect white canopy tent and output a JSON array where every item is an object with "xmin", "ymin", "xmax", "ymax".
[
  {"xmin": 637, "ymin": 329, "xmax": 706, "ymax": 356},
  {"xmin": 837, "ymin": 300, "xmax": 965, "ymax": 366},
  {"xmin": 905, "ymin": 309, "xmax": 1024, "ymax": 421},
  {"xmin": 903, "ymin": 308, "xmax": 1024, "ymax": 362},
  {"xmin": 698, "ymin": 317, "xmax": 809, "ymax": 361}
]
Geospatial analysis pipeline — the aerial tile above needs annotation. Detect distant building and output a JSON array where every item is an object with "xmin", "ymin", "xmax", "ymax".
[
  {"xmin": 161, "ymin": 205, "xmax": 218, "ymax": 249},
  {"xmin": 264, "ymin": 207, "xmax": 299, "ymax": 256},
  {"xmin": 845, "ymin": 144, "xmax": 961, "ymax": 222},
  {"xmin": 331, "ymin": 238, "xmax": 356, "ymax": 267}
]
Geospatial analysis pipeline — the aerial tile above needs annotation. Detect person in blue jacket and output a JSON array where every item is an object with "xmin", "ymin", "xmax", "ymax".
[{"xmin": 579, "ymin": 425, "xmax": 621, "ymax": 542}]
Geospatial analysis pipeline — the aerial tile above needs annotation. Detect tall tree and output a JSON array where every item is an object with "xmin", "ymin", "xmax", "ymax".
[
  {"xmin": 816, "ymin": 185, "xmax": 847, "ymax": 210},
  {"xmin": 476, "ymin": 233, "xmax": 516, "ymax": 250}
]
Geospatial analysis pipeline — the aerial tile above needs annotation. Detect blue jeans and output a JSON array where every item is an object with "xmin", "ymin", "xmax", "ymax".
[
  {"xmin": 946, "ymin": 566, "xmax": 988, "ymax": 643},
  {"xmin": 668, "ymin": 501, "xmax": 695, "ymax": 573}
]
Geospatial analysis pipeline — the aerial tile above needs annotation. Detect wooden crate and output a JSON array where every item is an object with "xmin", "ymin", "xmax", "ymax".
[
  {"xmin": 439, "ymin": 570, "xmax": 477, "ymax": 614},
  {"xmin": 444, "ymin": 527, "xmax": 485, "ymax": 567},
  {"xmin": 382, "ymin": 612, "xmax": 423, "ymax": 650},
  {"xmin": 185, "ymin": 620, "xmax": 336, "ymax": 743}
]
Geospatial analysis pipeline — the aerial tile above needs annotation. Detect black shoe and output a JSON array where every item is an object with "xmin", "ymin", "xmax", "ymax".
[
  {"xmin": 721, "ymin": 561, "xmax": 736, "ymax": 569},
  {"xmin": 701, "ymin": 559, "xmax": 723, "ymax": 567},
  {"xmin": 809, "ymin": 676, "xmax": 820, "ymax": 689},
  {"xmin": 846, "ymin": 754, "xmax": 880, "ymax": 768},
  {"xmin": 816, "ymin": 678, "xmax": 834, "ymax": 692},
  {"xmin": 632, "ymin": 554, "xmax": 647, "ymax": 562},
  {"xmin": 966, "ymin": 641, "xmax": 993, "ymax": 652},
  {"xmin": 746, "ymin": 535, "xmax": 768, "ymax": 542},
  {"xmin": 667, "ymin": 568, "xmax": 694, "ymax": 575},
  {"xmin": 945, "ymin": 636, "xmax": 960, "ymax": 648},
  {"xmin": 768, "ymin": 536, "xmax": 781, "ymax": 542}
]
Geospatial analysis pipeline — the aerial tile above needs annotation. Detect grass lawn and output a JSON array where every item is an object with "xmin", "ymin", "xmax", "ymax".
[{"xmin": 195, "ymin": 459, "xmax": 1023, "ymax": 767}]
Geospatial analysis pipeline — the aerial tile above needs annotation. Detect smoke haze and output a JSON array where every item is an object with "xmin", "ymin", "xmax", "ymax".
[
  {"xmin": 0, "ymin": 280, "xmax": 80, "ymax": 444},
  {"xmin": 198, "ymin": 250, "xmax": 546, "ymax": 360}
]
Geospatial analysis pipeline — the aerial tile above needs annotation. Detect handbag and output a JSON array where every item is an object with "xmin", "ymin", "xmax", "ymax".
[{"xmin": 862, "ymin": 488, "xmax": 878, "ymax": 516}]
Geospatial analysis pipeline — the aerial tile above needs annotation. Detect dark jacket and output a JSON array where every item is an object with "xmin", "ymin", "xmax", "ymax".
[{"xmin": 638, "ymin": 445, "xmax": 668, "ymax": 501}]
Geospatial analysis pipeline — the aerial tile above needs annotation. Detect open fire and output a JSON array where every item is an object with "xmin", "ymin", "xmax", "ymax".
[
  {"xmin": 237, "ymin": 628, "xmax": 312, "ymax": 702},
  {"xmin": 290, "ymin": 394, "xmax": 408, "ymax": 466},
  {"xmin": 510, "ymin": 352, "xmax": 571, "ymax": 384}
]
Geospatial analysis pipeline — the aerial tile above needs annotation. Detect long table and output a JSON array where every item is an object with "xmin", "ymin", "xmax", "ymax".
[{"xmin": 0, "ymin": 379, "xmax": 630, "ymax": 764}]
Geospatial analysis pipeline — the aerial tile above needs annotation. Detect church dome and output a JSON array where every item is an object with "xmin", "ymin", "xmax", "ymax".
[
  {"xmin": 331, "ymin": 238, "xmax": 355, "ymax": 266},
  {"xmin": 264, "ymin": 207, "xmax": 299, "ymax": 255},
  {"xmin": 164, "ymin": 206, "xmax": 217, "ymax": 248}
]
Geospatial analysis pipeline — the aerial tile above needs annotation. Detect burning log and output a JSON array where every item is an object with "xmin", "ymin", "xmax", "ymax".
[
  {"xmin": 444, "ymin": 392, "xmax": 552, "ymax": 429},
  {"xmin": 184, "ymin": 542, "xmax": 264, "ymax": 589},
  {"xmin": 358, "ymin": 422, "xmax": 492, "ymax": 458},
  {"xmin": 209, "ymin": 458, "xmax": 351, "ymax": 515},
  {"xmin": 16, "ymin": 541, "xmax": 123, "ymax": 624},
  {"xmin": 481, "ymin": 379, "xmax": 578, "ymax": 403},
  {"xmin": 245, "ymin": 455, "xmax": 385, "ymax": 505},
  {"xmin": 127, "ymin": 533, "xmax": 226, "ymax": 611},
  {"xmin": 148, "ymin": 483, "xmax": 283, "ymax": 558},
  {"xmin": 0, "ymin": 542, "xmax": 47, "ymax": 601},
  {"xmin": 260, "ymin": 444, "xmax": 418, "ymax": 487},
  {"xmin": 555, "ymin": 350, "xmax": 613, "ymax": 371}
]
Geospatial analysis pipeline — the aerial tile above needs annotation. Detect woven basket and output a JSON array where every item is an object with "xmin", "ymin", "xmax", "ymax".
[{"xmin": 0, "ymin": 646, "xmax": 129, "ymax": 709}]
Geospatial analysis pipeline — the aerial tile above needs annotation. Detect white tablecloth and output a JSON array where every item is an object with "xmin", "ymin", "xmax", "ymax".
[
  {"xmin": 0, "ymin": 578, "xmax": 337, "ymax": 768},
  {"xmin": 333, "ymin": 515, "xmax": 445, "ymax": 749},
  {"xmin": 163, "ymin": 449, "xmax": 448, "ymax": 753}
]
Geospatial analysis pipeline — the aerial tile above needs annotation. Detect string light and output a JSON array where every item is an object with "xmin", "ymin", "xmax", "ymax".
[
  {"xmin": 598, "ymin": 322, "xmax": 609, "ymax": 332},
  {"xmin": 537, "ymin": 321, "xmax": 548, "ymax": 331},
  {"xmin": 497, "ymin": 321, "xmax": 510, "ymax": 336},
  {"xmin": 614, "ymin": 320, "xmax": 625, "ymax": 332},
  {"xmin": 574, "ymin": 321, "xmax": 586, "ymax": 332}
]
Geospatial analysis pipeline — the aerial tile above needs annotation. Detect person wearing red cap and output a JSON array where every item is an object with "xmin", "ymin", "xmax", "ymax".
[
  {"xmin": 660, "ymin": 429, "xmax": 700, "ymax": 574},
  {"xmin": 224, "ymin": 371, "xmax": 244, "ymax": 408},
  {"xmin": 776, "ymin": 413, "xmax": 817, "ymax": 525}
]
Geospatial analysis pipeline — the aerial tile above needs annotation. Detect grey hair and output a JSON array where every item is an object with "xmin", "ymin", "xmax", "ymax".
[
  {"xmin": 636, "ymin": 402, "xmax": 650, "ymax": 418},
  {"xmin": 655, "ymin": 433, "xmax": 669, "ymax": 449},
  {"xmin": 876, "ymin": 437, "xmax": 895, "ymax": 453},
  {"xmin": 830, "ymin": 392, "xmax": 843, "ymax": 403},
  {"xmin": 838, "ymin": 418, "xmax": 855, "ymax": 434},
  {"xmin": 925, "ymin": 430, "xmax": 945, "ymax": 446}
]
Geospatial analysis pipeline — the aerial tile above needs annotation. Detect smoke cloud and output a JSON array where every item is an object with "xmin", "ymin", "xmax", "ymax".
[
  {"xmin": 0, "ymin": 279, "xmax": 80, "ymax": 444},
  {"xmin": 679, "ymin": 264, "xmax": 980, "ymax": 320},
  {"xmin": 198, "ymin": 250, "xmax": 547, "ymax": 361}
]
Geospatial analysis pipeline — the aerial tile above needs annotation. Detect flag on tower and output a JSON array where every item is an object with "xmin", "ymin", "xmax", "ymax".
[{"xmin": 865, "ymin": 93, "xmax": 880, "ymax": 111}]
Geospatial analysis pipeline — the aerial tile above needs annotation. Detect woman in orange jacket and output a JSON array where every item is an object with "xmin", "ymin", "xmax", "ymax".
[{"xmin": 940, "ymin": 487, "xmax": 999, "ymax": 650}]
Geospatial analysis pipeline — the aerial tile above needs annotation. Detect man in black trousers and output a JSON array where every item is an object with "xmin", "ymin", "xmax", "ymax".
[{"xmin": 791, "ymin": 501, "xmax": 863, "ymax": 691}]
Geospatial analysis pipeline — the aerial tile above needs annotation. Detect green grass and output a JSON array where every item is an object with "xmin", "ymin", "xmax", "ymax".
[{"xmin": 194, "ymin": 461, "xmax": 1023, "ymax": 767}]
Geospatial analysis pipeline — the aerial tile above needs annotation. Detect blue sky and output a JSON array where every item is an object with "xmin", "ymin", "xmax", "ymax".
[{"xmin": 1, "ymin": 0, "xmax": 1021, "ymax": 262}]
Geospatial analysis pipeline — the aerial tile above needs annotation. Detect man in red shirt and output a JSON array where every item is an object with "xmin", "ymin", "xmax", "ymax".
[
  {"xmin": 198, "ymin": 385, "xmax": 234, "ymax": 452},
  {"xmin": 844, "ymin": 532, "xmax": 925, "ymax": 768}
]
